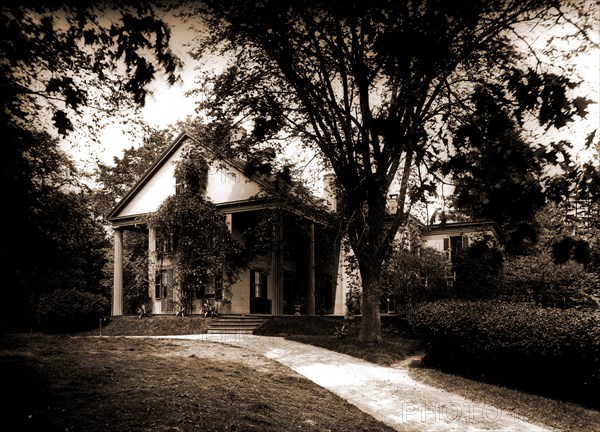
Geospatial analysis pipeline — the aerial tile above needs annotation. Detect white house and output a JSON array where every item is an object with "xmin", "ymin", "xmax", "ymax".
[
  {"xmin": 108, "ymin": 130, "xmax": 347, "ymax": 317},
  {"xmin": 421, "ymin": 220, "xmax": 502, "ymax": 283},
  {"xmin": 107, "ymin": 130, "xmax": 501, "ymax": 317}
]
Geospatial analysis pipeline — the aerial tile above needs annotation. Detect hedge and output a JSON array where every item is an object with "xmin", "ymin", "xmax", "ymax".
[
  {"xmin": 407, "ymin": 300, "xmax": 600, "ymax": 406},
  {"xmin": 36, "ymin": 289, "xmax": 109, "ymax": 333}
]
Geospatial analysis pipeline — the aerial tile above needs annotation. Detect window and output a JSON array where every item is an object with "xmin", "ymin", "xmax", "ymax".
[
  {"xmin": 158, "ymin": 231, "xmax": 176, "ymax": 253},
  {"xmin": 193, "ymin": 271, "xmax": 223, "ymax": 299},
  {"xmin": 154, "ymin": 268, "xmax": 172, "ymax": 299},
  {"xmin": 250, "ymin": 269, "xmax": 267, "ymax": 299},
  {"xmin": 174, "ymin": 159, "xmax": 208, "ymax": 196},
  {"xmin": 443, "ymin": 235, "xmax": 469, "ymax": 263}
]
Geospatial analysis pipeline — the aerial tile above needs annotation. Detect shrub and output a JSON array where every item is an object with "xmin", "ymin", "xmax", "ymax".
[
  {"xmin": 345, "ymin": 286, "xmax": 362, "ymax": 315},
  {"xmin": 382, "ymin": 245, "xmax": 450, "ymax": 312},
  {"xmin": 503, "ymin": 254, "xmax": 600, "ymax": 308},
  {"xmin": 37, "ymin": 289, "xmax": 109, "ymax": 333},
  {"xmin": 453, "ymin": 240, "xmax": 504, "ymax": 299},
  {"xmin": 408, "ymin": 300, "xmax": 600, "ymax": 407}
]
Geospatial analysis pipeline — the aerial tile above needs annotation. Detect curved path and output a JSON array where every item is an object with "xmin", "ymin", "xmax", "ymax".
[{"xmin": 160, "ymin": 334, "xmax": 553, "ymax": 432}]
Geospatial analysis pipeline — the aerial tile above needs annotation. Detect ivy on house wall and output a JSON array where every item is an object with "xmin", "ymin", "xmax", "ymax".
[{"xmin": 148, "ymin": 148, "xmax": 248, "ymax": 315}]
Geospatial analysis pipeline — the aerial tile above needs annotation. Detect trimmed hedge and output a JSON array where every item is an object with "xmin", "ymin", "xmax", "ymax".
[
  {"xmin": 407, "ymin": 300, "xmax": 600, "ymax": 406},
  {"xmin": 37, "ymin": 289, "xmax": 109, "ymax": 333}
]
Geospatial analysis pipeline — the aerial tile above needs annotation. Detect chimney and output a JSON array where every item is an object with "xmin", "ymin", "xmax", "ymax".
[{"xmin": 322, "ymin": 173, "xmax": 337, "ymax": 211}]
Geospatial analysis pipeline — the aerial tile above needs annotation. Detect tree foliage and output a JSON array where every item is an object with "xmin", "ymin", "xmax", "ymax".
[
  {"xmin": 440, "ymin": 86, "xmax": 547, "ymax": 254},
  {"xmin": 0, "ymin": 2, "xmax": 182, "ymax": 329},
  {"xmin": 545, "ymin": 147, "xmax": 600, "ymax": 232},
  {"xmin": 503, "ymin": 204, "xmax": 600, "ymax": 308},
  {"xmin": 453, "ymin": 240, "xmax": 505, "ymax": 299},
  {"xmin": 1, "ymin": 1, "xmax": 181, "ymax": 136},
  {"xmin": 382, "ymin": 243, "xmax": 449, "ymax": 312},
  {"xmin": 0, "ymin": 131, "xmax": 111, "ymax": 331},
  {"xmin": 191, "ymin": 0, "xmax": 596, "ymax": 341}
]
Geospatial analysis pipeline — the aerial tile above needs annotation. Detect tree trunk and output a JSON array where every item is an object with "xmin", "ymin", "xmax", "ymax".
[{"xmin": 356, "ymin": 250, "xmax": 383, "ymax": 343}]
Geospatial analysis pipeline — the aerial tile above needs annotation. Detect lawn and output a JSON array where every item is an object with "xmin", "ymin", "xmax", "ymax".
[
  {"xmin": 9, "ymin": 315, "xmax": 599, "ymax": 432},
  {"xmin": 0, "ymin": 332, "xmax": 396, "ymax": 432},
  {"xmin": 255, "ymin": 315, "xmax": 422, "ymax": 365}
]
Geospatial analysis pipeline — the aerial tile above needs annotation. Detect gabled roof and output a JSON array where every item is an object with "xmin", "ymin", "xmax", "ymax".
[
  {"xmin": 106, "ymin": 130, "xmax": 330, "ymax": 226},
  {"xmin": 107, "ymin": 130, "xmax": 183, "ymax": 222},
  {"xmin": 107, "ymin": 130, "xmax": 274, "ymax": 223}
]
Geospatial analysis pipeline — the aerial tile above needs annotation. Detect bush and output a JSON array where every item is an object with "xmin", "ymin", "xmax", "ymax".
[
  {"xmin": 256, "ymin": 316, "xmax": 349, "ymax": 336},
  {"xmin": 382, "ymin": 246, "xmax": 450, "ymax": 312},
  {"xmin": 37, "ymin": 289, "xmax": 109, "ymax": 333},
  {"xmin": 503, "ymin": 254, "xmax": 600, "ymax": 308},
  {"xmin": 453, "ymin": 241, "xmax": 504, "ymax": 299},
  {"xmin": 408, "ymin": 300, "xmax": 600, "ymax": 407}
]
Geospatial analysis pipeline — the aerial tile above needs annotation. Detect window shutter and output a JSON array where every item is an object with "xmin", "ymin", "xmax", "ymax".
[
  {"xmin": 443, "ymin": 238, "xmax": 449, "ymax": 250},
  {"xmin": 463, "ymin": 236, "xmax": 469, "ymax": 247},
  {"xmin": 250, "ymin": 270, "xmax": 256, "ymax": 298}
]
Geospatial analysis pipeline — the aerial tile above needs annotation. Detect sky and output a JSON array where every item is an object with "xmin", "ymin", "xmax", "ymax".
[{"xmin": 64, "ymin": 7, "xmax": 599, "ymax": 187}]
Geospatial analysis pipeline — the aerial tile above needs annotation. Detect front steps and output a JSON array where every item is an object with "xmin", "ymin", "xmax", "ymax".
[{"xmin": 206, "ymin": 315, "xmax": 268, "ymax": 334}]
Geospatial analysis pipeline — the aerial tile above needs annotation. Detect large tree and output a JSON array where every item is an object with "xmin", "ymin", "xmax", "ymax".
[
  {"xmin": 1, "ymin": 2, "xmax": 182, "ymax": 328},
  {"xmin": 191, "ymin": 0, "xmax": 596, "ymax": 341},
  {"xmin": 0, "ymin": 131, "xmax": 111, "ymax": 330}
]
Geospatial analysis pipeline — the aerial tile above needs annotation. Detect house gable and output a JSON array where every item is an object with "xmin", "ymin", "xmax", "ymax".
[{"xmin": 107, "ymin": 131, "xmax": 264, "ymax": 225}]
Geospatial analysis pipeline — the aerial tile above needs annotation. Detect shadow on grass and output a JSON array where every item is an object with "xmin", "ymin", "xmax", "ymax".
[{"xmin": 256, "ymin": 315, "xmax": 423, "ymax": 366}]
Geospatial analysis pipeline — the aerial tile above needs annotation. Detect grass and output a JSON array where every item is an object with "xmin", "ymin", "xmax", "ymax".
[
  {"xmin": 83, "ymin": 315, "xmax": 215, "ymax": 336},
  {"xmin": 408, "ymin": 365, "xmax": 600, "ymax": 432},
  {"xmin": 23, "ymin": 314, "xmax": 600, "ymax": 431},
  {"xmin": 256, "ymin": 315, "xmax": 422, "ymax": 365},
  {"xmin": 0, "ymin": 332, "xmax": 396, "ymax": 432}
]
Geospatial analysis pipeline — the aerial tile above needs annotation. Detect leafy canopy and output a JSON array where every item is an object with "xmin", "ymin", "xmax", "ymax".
[
  {"xmin": 1, "ymin": 1, "xmax": 182, "ymax": 136},
  {"xmin": 189, "ymin": 0, "xmax": 595, "ymax": 341}
]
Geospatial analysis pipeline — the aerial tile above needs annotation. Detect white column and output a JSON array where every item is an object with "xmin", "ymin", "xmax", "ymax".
[
  {"xmin": 112, "ymin": 228, "xmax": 123, "ymax": 316},
  {"xmin": 225, "ymin": 213, "xmax": 232, "ymax": 233},
  {"xmin": 271, "ymin": 214, "xmax": 283, "ymax": 316},
  {"xmin": 308, "ymin": 223, "xmax": 316, "ymax": 315},
  {"xmin": 148, "ymin": 227, "xmax": 157, "ymax": 309}
]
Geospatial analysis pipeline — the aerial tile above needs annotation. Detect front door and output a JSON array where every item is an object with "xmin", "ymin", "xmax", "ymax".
[{"xmin": 250, "ymin": 269, "xmax": 270, "ymax": 314}]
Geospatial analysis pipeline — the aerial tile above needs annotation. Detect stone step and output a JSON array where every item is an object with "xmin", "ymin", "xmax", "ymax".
[
  {"xmin": 206, "ymin": 328, "xmax": 256, "ymax": 334},
  {"xmin": 206, "ymin": 315, "xmax": 267, "ymax": 334}
]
